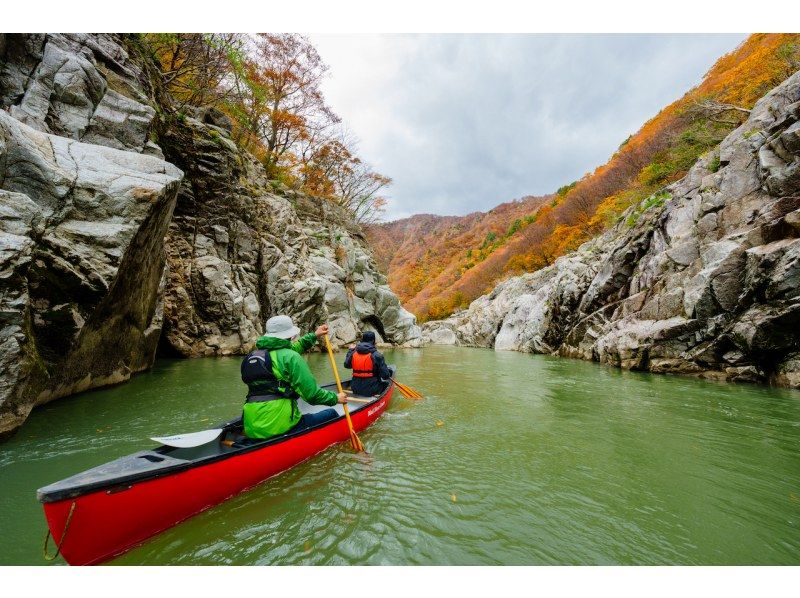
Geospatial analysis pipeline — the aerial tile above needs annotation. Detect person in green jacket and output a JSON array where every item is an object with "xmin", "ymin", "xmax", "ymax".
[{"xmin": 241, "ymin": 315, "xmax": 348, "ymax": 439}]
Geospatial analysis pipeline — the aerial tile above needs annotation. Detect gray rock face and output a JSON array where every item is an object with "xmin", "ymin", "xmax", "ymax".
[
  {"xmin": 1, "ymin": 34, "xmax": 185, "ymax": 440},
  {"xmin": 159, "ymin": 114, "xmax": 421, "ymax": 356},
  {"xmin": 1, "ymin": 34, "xmax": 156, "ymax": 152},
  {"xmin": 423, "ymin": 70, "xmax": 800, "ymax": 389},
  {"xmin": 0, "ymin": 112, "xmax": 182, "ymax": 439}
]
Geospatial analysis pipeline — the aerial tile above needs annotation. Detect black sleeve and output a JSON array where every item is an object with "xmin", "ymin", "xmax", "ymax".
[
  {"xmin": 344, "ymin": 348, "xmax": 354, "ymax": 369},
  {"xmin": 374, "ymin": 351, "xmax": 392, "ymax": 380}
]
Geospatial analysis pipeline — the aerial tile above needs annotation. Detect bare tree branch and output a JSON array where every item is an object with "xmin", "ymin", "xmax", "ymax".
[{"xmin": 693, "ymin": 99, "xmax": 751, "ymax": 115}]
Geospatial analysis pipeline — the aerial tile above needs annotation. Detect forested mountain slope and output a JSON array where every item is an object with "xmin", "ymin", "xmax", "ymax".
[{"xmin": 368, "ymin": 195, "xmax": 549, "ymax": 319}]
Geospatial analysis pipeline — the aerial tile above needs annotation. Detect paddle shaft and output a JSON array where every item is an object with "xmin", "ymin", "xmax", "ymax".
[
  {"xmin": 323, "ymin": 334, "xmax": 345, "ymax": 394},
  {"xmin": 323, "ymin": 334, "xmax": 364, "ymax": 451}
]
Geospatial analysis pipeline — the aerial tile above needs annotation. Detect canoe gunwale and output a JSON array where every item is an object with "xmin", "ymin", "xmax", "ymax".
[{"xmin": 37, "ymin": 381, "xmax": 389, "ymax": 505}]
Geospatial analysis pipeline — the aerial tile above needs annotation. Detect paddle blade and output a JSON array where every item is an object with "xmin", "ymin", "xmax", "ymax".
[
  {"xmin": 394, "ymin": 380, "xmax": 423, "ymax": 399},
  {"xmin": 350, "ymin": 432, "xmax": 365, "ymax": 452},
  {"xmin": 151, "ymin": 428, "xmax": 224, "ymax": 448},
  {"xmin": 347, "ymin": 426, "xmax": 365, "ymax": 452}
]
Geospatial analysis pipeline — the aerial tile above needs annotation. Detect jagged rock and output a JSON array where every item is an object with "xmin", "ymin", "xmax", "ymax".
[
  {"xmin": 0, "ymin": 111, "xmax": 182, "ymax": 439},
  {"xmin": 158, "ymin": 115, "xmax": 421, "ymax": 356},
  {"xmin": 423, "ymin": 69, "xmax": 800, "ymax": 389},
  {"xmin": 309, "ymin": 255, "xmax": 347, "ymax": 281},
  {"xmin": 773, "ymin": 352, "xmax": 800, "ymax": 387},
  {"xmin": 0, "ymin": 190, "xmax": 39, "ymax": 440},
  {"xmin": 425, "ymin": 326, "xmax": 458, "ymax": 345},
  {"xmin": 1, "ymin": 34, "xmax": 155, "ymax": 153},
  {"xmin": 190, "ymin": 106, "xmax": 233, "ymax": 135},
  {"xmin": 80, "ymin": 90, "xmax": 155, "ymax": 152}
]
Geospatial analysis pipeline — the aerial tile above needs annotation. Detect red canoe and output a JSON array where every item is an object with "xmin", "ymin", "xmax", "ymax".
[{"xmin": 37, "ymin": 381, "xmax": 394, "ymax": 565}]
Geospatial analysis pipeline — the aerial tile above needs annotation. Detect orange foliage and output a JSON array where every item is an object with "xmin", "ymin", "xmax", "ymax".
[
  {"xmin": 367, "ymin": 196, "xmax": 549, "ymax": 315},
  {"xmin": 140, "ymin": 33, "xmax": 390, "ymax": 224}
]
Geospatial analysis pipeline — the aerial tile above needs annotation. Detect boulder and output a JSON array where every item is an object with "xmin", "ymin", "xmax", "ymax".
[{"xmin": 773, "ymin": 352, "xmax": 800, "ymax": 387}]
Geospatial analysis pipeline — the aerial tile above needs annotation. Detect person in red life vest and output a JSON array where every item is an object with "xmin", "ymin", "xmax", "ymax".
[{"xmin": 344, "ymin": 331, "xmax": 392, "ymax": 396}]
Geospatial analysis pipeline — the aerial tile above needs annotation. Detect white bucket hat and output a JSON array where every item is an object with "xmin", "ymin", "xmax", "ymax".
[{"xmin": 264, "ymin": 315, "xmax": 301, "ymax": 339}]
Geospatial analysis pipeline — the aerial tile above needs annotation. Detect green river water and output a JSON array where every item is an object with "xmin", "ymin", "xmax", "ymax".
[{"xmin": 1, "ymin": 346, "xmax": 799, "ymax": 565}]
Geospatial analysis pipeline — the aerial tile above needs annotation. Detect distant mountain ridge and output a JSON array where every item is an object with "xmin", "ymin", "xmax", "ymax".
[{"xmin": 367, "ymin": 195, "xmax": 550, "ymax": 320}]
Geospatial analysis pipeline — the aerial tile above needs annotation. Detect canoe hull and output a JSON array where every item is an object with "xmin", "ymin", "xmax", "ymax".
[{"xmin": 42, "ymin": 388, "xmax": 392, "ymax": 565}]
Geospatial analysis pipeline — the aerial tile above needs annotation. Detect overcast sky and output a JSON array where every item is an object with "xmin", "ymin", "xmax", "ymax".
[{"xmin": 307, "ymin": 34, "xmax": 747, "ymax": 221}]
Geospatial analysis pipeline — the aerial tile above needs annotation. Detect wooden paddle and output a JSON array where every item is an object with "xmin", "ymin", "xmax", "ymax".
[
  {"xmin": 391, "ymin": 377, "xmax": 423, "ymax": 399},
  {"xmin": 323, "ymin": 334, "xmax": 365, "ymax": 452}
]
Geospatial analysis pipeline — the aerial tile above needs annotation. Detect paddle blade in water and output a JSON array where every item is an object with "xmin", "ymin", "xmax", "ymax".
[{"xmin": 394, "ymin": 380, "xmax": 423, "ymax": 399}]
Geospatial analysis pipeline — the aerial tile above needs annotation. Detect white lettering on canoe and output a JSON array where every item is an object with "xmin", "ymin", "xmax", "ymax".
[{"xmin": 367, "ymin": 400, "xmax": 386, "ymax": 417}]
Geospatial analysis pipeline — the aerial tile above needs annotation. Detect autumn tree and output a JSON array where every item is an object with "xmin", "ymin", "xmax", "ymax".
[
  {"xmin": 241, "ymin": 34, "xmax": 340, "ymax": 177},
  {"xmin": 140, "ymin": 33, "xmax": 392, "ymax": 225},
  {"xmin": 300, "ymin": 129, "xmax": 391, "ymax": 224},
  {"xmin": 144, "ymin": 33, "xmax": 245, "ymax": 110},
  {"xmin": 330, "ymin": 156, "xmax": 391, "ymax": 225}
]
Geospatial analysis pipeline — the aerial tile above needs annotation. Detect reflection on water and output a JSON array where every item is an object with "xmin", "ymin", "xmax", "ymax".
[{"xmin": 1, "ymin": 346, "xmax": 799, "ymax": 564}]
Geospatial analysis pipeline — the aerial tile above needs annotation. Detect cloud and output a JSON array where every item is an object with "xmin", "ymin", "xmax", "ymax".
[{"xmin": 308, "ymin": 33, "xmax": 747, "ymax": 220}]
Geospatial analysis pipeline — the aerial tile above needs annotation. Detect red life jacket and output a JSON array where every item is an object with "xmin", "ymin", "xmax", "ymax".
[{"xmin": 351, "ymin": 352, "xmax": 375, "ymax": 378}]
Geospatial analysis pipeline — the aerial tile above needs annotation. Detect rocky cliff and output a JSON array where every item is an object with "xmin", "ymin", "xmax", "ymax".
[
  {"xmin": 0, "ymin": 34, "xmax": 183, "ymax": 439},
  {"xmin": 156, "ymin": 108, "xmax": 420, "ymax": 357},
  {"xmin": 423, "ymin": 69, "xmax": 800, "ymax": 389},
  {"xmin": 0, "ymin": 34, "xmax": 419, "ymax": 439}
]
